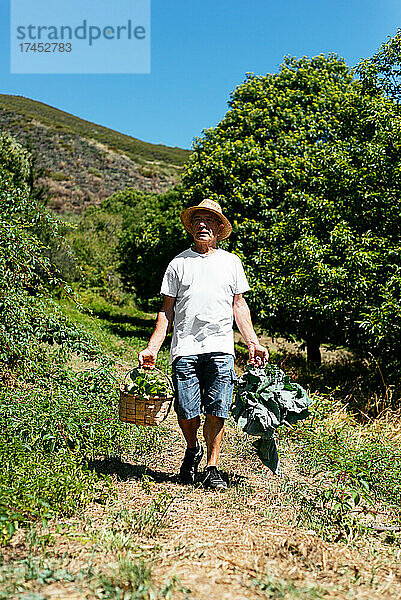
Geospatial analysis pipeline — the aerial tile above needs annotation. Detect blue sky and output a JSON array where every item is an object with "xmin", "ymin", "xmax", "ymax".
[{"xmin": 1, "ymin": 0, "xmax": 400, "ymax": 149}]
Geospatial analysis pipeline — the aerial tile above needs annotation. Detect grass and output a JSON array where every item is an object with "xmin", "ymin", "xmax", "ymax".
[
  {"xmin": 0, "ymin": 290, "xmax": 174, "ymax": 545},
  {"xmin": 0, "ymin": 291, "xmax": 181, "ymax": 596},
  {"xmin": 0, "ymin": 556, "xmax": 78, "ymax": 600},
  {"xmin": 0, "ymin": 358, "xmax": 123, "ymax": 542},
  {"xmin": 228, "ymin": 337, "xmax": 401, "ymax": 546},
  {"xmin": 91, "ymin": 492, "xmax": 173, "ymax": 558},
  {"xmin": 283, "ymin": 396, "xmax": 401, "ymax": 505},
  {"xmin": 91, "ymin": 558, "xmax": 188, "ymax": 600},
  {"xmin": 249, "ymin": 569, "xmax": 328, "ymax": 599},
  {"xmin": 59, "ymin": 289, "xmax": 169, "ymax": 368},
  {"xmin": 2, "ymin": 291, "xmax": 401, "ymax": 599},
  {"xmin": 0, "ymin": 555, "xmax": 185, "ymax": 600},
  {"xmin": 60, "ymin": 291, "xmax": 401, "ymax": 525},
  {"xmin": 273, "ymin": 396, "xmax": 401, "ymax": 543}
]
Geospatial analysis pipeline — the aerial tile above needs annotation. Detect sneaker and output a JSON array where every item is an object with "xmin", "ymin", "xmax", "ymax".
[
  {"xmin": 179, "ymin": 443, "xmax": 204, "ymax": 484},
  {"xmin": 201, "ymin": 466, "xmax": 228, "ymax": 490}
]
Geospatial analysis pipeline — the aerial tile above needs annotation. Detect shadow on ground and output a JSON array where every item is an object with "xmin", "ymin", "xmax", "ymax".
[
  {"xmin": 102, "ymin": 322, "xmax": 155, "ymax": 340},
  {"xmin": 89, "ymin": 309, "xmax": 155, "ymax": 340},
  {"xmin": 89, "ymin": 309, "xmax": 155, "ymax": 327},
  {"xmin": 88, "ymin": 456, "xmax": 178, "ymax": 483},
  {"xmin": 88, "ymin": 456, "xmax": 246, "ymax": 488}
]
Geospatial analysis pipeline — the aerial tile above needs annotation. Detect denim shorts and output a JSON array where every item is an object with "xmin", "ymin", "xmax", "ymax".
[{"xmin": 171, "ymin": 353, "xmax": 237, "ymax": 420}]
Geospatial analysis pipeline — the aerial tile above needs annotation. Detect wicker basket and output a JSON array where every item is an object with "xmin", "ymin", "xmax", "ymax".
[{"xmin": 119, "ymin": 367, "xmax": 174, "ymax": 426}]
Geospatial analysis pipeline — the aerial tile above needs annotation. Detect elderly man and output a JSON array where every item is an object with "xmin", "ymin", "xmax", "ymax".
[{"xmin": 139, "ymin": 199, "xmax": 268, "ymax": 489}]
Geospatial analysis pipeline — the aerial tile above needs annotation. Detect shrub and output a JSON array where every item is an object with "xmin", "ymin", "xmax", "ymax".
[{"xmin": 0, "ymin": 133, "xmax": 129, "ymax": 541}]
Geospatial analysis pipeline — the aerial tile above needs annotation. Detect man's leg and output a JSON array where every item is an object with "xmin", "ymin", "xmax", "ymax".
[
  {"xmin": 203, "ymin": 415, "xmax": 225, "ymax": 466},
  {"xmin": 200, "ymin": 353, "xmax": 235, "ymax": 489},
  {"xmin": 178, "ymin": 415, "xmax": 200, "ymax": 448},
  {"xmin": 177, "ymin": 415, "xmax": 203, "ymax": 484},
  {"xmin": 172, "ymin": 356, "xmax": 204, "ymax": 483}
]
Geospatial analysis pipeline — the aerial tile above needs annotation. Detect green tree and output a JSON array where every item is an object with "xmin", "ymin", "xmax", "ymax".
[
  {"xmin": 65, "ymin": 188, "xmax": 151, "ymax": 294},
  {"xmin": 356, "ymin": 30, "xmax": 401, "ymax": 377},
  {"xmin": 357, "ymin": 28, "xmax": 401, "ymax": 105},
  {"xmin": 118, "ymin": 186, "xmax": 188, "ymax": 308},
  {"xmin": 182, "ymin": 54, "xmax": 401, "ymax": 368},
  {"xmin": 65, "ymin": 187, "xmax": 188, "ymax": 306}
]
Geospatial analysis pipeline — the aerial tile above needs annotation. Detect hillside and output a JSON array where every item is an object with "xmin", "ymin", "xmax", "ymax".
[{"xmin": 0, "ymin": 94, "xmax": 191, "ymax": 213}]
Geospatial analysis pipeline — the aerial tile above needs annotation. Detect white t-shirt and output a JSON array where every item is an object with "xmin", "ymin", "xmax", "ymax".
[{"xmin": 160, "ymin": 247, "xmax": 250, "ymax": 363}]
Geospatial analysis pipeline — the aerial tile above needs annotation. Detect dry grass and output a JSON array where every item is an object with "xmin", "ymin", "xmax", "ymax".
[
  {"xmin": 369, "ymin": 410, "xmax": 401, "ymax": 442},
  {"xmin": 3, "ymin": 411, "xmax": 401, "ymax": 599}
]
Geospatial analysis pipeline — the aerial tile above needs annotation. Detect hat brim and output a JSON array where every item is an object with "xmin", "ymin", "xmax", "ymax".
[{"xmin": 180, "ymin": 206, "xmax": 232, "ymax": 241}]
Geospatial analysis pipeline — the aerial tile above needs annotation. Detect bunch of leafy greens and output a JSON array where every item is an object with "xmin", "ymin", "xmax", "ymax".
[
  {"xmin": 231, "ymin": 364, "xmax": 313, "ymax": 474},
  {"xmin": 125, "ymin": 368, "xmax": 172, "ymax": 398}
]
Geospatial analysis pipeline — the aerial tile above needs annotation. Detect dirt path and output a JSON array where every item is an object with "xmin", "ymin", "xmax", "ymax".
[
  {"xmin": 6, "ymin": 411, "xmax": 399, "ymax": 600},
  {"xmin": 127, "ymin": 416, "xmax": 401, "ymax": 600}
]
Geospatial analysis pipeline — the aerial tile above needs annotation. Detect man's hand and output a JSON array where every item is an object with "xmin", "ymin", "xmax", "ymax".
[
  {"xmin": 138, "ymin": 347, "xmax": 158, "ymax": 369},
  {"xmin": 248, "ymin": 342, "xmax": 269, "ymax": 366},
  {"xmin": 233, "ymin": 294, "xmax": 269, "ymax": 367},
  {"xmin": 138, "ymin": 295, "xmax": 175, "ymax": 369}
]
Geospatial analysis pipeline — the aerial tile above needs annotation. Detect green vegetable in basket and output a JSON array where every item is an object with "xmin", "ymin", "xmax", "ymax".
[{"xmin": 125, "ymin": 368, "xmax": 171, "ymax": 398}]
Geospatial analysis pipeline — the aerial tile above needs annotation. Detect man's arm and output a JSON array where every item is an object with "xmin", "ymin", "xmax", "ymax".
[
  {"xmin": 138, "ymin": 295, "xmax": 176, "ymax": 368},
  {"xmin": 233, "ymin": 293, "xmax": 269, "ymax": 365}
]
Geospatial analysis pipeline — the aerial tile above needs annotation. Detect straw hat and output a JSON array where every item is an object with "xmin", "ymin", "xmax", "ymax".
[{"xmin": 180, "ymin": 199, "xmax": 232, "ymax": 240}]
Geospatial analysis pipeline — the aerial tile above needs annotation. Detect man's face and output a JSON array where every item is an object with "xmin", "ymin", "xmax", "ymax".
[{"xmin": 190, "ymin": 210, "xmax": 223, "ymax": 243}]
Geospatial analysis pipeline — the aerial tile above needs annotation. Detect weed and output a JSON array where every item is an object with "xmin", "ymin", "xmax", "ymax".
[
  {"xmin": 224, "ymin": 417, "xmax": 257, "ymax": 461},
  {"xmin": 0, "ymin": 554, "xmax": 185, "ymax": 600},
  {"xmin": 280, "ymin": 396, "xmax": 401, "ymax": 509},
  {"xmin": 0, "ymin": 351, "xmax": 173, "ymax": 543},
  {"xmin": 50, "ymin": 170, "xmax": 68, "ymax": 181},
  {"xmin": 91, "ymin": 558, "xmax": 187, "ymax": 600},
  {"xmin": 296, "ymin": 480, "xmax": 374, "ymax": 543},
  {"xmin": 114, "ymin": 492, "xmax": 173, "ymax": 538},
  {"xmin": 0, "ymin": 557, "xmax": 76, "ymax": 600},
  {"xmin": 27, "ymin": 529, "xmax": 55, "ymax": 554},
  {"xmin": 250, "ymin": 568, "xmax": 327, "ymax": 598},
  {"xmin": 274, "ymin": 394, "xmax": 401, "ymax": 543}
]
